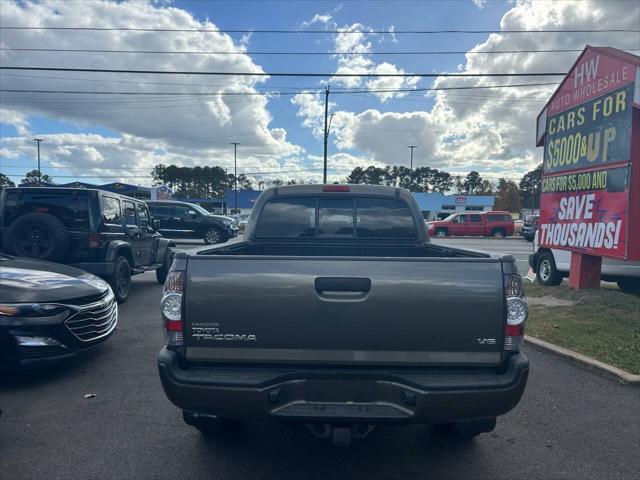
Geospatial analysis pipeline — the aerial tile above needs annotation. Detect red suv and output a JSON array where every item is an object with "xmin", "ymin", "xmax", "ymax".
[{"xmin": 427, "ymin": 211, "xmax": 514, "ymax": 238}]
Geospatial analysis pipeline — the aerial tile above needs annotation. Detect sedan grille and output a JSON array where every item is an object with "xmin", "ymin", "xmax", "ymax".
[{"xmin": 65, "ymin": 291, "xmax": 118, "ymax": 342}]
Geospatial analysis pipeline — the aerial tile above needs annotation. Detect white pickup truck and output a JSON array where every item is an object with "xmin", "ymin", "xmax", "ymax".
[{"xmin": 529, "ymin": 231, "xmax": 640, "ymax": 294}]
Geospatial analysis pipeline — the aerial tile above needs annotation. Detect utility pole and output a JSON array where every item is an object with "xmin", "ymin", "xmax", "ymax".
[
  {"xmin": 231, "ymin": 142, "xmax": 239, "ymax": 214},
  {"xmin": 407, "ymin": 145, "xmax": 417, "ymax": 173},
  {"xmin": 323, "ymin": 85, "xmax": 330, "ymax": 184},
  {"xmin": 33, "ymin": 138, "xmax": 43, "ymax": 186},
  {"xmin": 407, "ymin": 145, "xmax": 417, "ymax": 191}
]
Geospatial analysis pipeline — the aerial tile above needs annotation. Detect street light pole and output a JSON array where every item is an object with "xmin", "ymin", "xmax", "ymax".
[
  {"xmin": 230, "ymin": 142, "xmax": 239, "ymax": 213},
  {"xmin": 323, "ymin": 85, "xmax": 330, "ymax": 184},
  {"xmin": 33, "ymin": 138, "xmax": 43, "ymax": 186},
  {"xmin": 407, "ymin": 145, "xmax": 417, "ymax": 191}
]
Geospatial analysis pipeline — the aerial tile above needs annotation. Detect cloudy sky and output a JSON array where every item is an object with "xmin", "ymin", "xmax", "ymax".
[{"xmin": 0, "ymin": 0, "xmax": 639, "ymax": 187}]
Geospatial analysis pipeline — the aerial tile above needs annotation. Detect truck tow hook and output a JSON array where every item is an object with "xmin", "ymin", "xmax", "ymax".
[{"xmin": 306, "ymin": 424, "xmax": 376, "ymax": 446}]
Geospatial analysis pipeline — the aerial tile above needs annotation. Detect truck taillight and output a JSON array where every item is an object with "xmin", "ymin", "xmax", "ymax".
[
  {"xmin": 503, "ymin": 274, "xmax": 528, "ymax": 351},
  {"xmin": 161, "ymin": 270, "xmax": 185, "ymax": 347},
  {"xmin": 88, "ymin": 233, "xmax": 102, "ymax": 248}
]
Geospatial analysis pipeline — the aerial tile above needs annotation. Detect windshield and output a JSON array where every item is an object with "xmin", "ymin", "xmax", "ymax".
[{"xmin": 442, "ymin": 214, "xmax": 458, "ymax": 222}]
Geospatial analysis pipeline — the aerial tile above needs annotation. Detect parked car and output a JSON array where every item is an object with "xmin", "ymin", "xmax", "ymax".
[
  {"xmin": 528, "ymin": 230, "xmax": 640, "ymax": 294},
  {"xmin": 0, "ymin": 253, "xmax": 117, "ymax": 370},
  {"xmin": 426, "ymin": 211, "xmax": 515, "ymax": 238},
  {"xmin": 147, "ymin": 201, "xmax": 238, "ymax": 244},
  {"xmin": 158, "ymin": 184, "xmax": 529, "ymax": 446},
  {"xmin": 0, "ymin": 187, "xmax": 174, "ymax": 303},
  {"xmin": 514, "ymin": 219, "xmax": 524, "ymax": 234},
  {"xmin": 521, "ymin": 215, "xmax": 539, "ymax": 242},
  {"xmin": 233, "ymin": 214, "xmax": 250, "ymax": 233}
]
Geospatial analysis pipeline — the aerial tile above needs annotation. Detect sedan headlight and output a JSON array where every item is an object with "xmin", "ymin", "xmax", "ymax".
[{"xmin": 0, "ymin": 303, "xmax": 67, "ymax": 317}]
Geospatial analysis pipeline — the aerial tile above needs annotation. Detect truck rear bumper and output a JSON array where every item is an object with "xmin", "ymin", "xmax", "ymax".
[{"xmin": 158, "ymin": 348, "xmax": 529, "ymax": 424}]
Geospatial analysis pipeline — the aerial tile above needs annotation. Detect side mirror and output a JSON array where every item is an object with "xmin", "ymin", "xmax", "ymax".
[
  {"xmin": 153, "ymin": 219, "xmax": 160, "ymax": 230},
  {"xmin": 187, "ymin": 210, "xmax": 198, "ymax": 217}
]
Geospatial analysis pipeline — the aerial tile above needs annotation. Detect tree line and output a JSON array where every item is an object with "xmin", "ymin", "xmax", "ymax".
[{"xmin": 1, "ymin": 162, "xmax": 542, "ymax": 213}]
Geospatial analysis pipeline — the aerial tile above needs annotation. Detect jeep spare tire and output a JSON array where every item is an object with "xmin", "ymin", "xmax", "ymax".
[{"xmin": 6, "ymin": 212, "xmax": 69, "ymax": 261}]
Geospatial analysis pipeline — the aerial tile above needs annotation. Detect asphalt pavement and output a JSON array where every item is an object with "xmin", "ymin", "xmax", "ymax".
[{"xmin": 1, "ymin": 238, "xmax": 639, "ymax": 480}]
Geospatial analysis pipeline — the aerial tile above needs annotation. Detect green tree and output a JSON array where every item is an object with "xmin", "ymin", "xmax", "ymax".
[
  {"xmin": 0, "ymin": 173, "xmax": 15, "ymax": 188},
  {"xmin": 463, "ymin": 171, "xmax": 482, "ymax": 194},
  {"xmin": 476, "ymin": 179, "xmax": 495, "ymax": 196},
  {"xmin": 519, "ymin": 164, "xmax": 543, "ymax": 210},
  {"xmin": 346, "ymin": 167, "xmax": 366, "ymax": 184},
  {"xmin": 21, "ymin": 170, "xmax": 53, "ymax": 185},
  {"xmin": 494, "ymin": 178, "xmax": 522, "ymax": 212}
]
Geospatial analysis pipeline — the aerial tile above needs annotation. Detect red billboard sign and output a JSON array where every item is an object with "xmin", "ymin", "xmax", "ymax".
[
  {"xmin": 537, "ymin": 46, "xmax": 640, "ymax": 261},
  {"xmin": 539, "ymin": 166, "xmax": 630, "ymax": 258}
]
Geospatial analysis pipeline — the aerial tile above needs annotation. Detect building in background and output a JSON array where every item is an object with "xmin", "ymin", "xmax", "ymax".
[
  {"xmin": 225, "ymin": 190, "xmax": 261, "ymax": 215},
  {"xmin": 412, "ymin": 192, "xmax": 495, "ymax": 221}
]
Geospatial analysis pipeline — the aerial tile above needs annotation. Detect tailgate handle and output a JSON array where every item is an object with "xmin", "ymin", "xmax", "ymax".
[{"xmin": 315, "ymin": 277, "xmax": 371, "ymax": 293}]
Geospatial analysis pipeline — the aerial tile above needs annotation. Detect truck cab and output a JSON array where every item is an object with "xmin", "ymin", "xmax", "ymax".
[{"xmin": 427, "ymin": 211, "xmax": 514, "ymax": 238}]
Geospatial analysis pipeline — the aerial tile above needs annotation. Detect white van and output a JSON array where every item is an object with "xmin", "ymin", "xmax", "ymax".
[{"xmin": 528, "ymin": 231, "xmax": 640, "ymax": 294}]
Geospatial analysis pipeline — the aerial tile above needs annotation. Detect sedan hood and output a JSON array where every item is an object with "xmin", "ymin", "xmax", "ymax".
[{"xmin": 0, "ymin": 256, "xmax": 110, "ymax": 303}]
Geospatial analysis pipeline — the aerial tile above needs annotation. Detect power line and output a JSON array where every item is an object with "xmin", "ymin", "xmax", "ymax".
[
  {"xmin": 0, "ymin": 66, "xmax": 566, "ymax": 77},
  {"xmin": 3, "ymin": 47, "xmax": 638, "ymax": 56},
  {"xmin": 0, "ymin": 83, "xmax": 559, "ymax": 99},
  {"xmin": 1, "ymin": 26, "xmax": 637, "ymax": 34}
]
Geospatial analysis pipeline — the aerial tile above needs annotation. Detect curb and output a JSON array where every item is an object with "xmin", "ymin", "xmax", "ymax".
[{"xmin": 525, "ymin": 335, "xmax": 640, "ymax": 385}]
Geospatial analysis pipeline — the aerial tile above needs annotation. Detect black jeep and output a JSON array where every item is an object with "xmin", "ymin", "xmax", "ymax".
[{"xmin": 0, "ymin": 187, "xmax": 175, "ymax": 303}]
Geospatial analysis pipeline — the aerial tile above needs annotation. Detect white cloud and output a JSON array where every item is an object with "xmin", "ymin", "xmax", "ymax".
[
  {"xmin": 330, "ymin": 23, "xmax": 419, "ymax": 100},
  {"xmin": 472, "ymin": 0, "xmax": 487, "ymax": 9},
  {"xmin": 296, "ymin": 0, "xmax": 639, "ymax": 179},
  {"xmin": 0, "ymin": 0, "xmax": 301, "ymax": 179}
]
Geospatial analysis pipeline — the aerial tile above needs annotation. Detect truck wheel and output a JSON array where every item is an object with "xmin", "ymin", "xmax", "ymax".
[
  {"xmin": 536, "ymin": 252, "xmax": 562, "ymax": 286},
  {"xmin": 203, "ymin": 227, "xmax": 223, "ymax": 245},
  {"xmin": 435, "ymin": 228, "xmax": 448, "ymax": 238},
  {"xmin": 182, "ymin": 410, "xmax": 236, "ymax": 436},
  {"xmin": 617, "ymin": 278, "xmax": 640, "ymax": 295},
  {"xmin": 492, "ymin": 228, "xmax": 506, "ymax": 238},
  {"xmin": 6, "ymin": 212, "xmax": 69, "ymax": 261},
  {"xmin": 155, "ymin": 248, "xmax": 174, "ymax": 284},
  {"xmin": 110, "ymin": 256, "xmax": 131, "ymax": 303}
]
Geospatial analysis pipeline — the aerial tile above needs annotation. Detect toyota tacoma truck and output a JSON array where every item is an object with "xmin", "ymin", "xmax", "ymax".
[{"xmin": 158, "ymin": 185, "xmax": 529, "ymax": 446}]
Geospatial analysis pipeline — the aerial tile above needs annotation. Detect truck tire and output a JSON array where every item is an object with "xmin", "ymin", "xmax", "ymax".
[
  {"xmin": 182, "ymin": 410, "xmax": 236, "ymax": 436},
  {"xmin": 435, "ymin": 228, "xmax": 448, "ymax": 238},
  {"xmin": 110, "ymin": 256, "xmax": 132, "ymax": 303},
  {"xmin": 617, "ymin": 278, "xmax": 640, "ymax": 295},
  {"xmin": 536, "ymin": 252, "xmax": 562, "ymax": 286},
  {"xmin": 6, "ymin": 212, "xmax": 69, "ymax": 261},
  {"xmin": 155, "ymin": 248, "xmax": 174, "ymax": 284},
  {"xmin": 203, "ymin": 227, "xmax": 223, "ymax": 245},
  {"xmin": 492, "ymin": 228, "xmax": 506, "ymax": 238}
]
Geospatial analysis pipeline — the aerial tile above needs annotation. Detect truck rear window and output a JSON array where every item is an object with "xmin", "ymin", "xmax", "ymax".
[
  {"xmin": 255, "ymin": 196, "xmax": 417, "ymax": 239},
  {"xmin": 254, "ymin": 197, "xmax": 316, "ymax": 238}
]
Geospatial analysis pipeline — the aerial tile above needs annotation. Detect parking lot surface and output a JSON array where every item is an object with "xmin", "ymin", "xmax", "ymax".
[{"xmin": 1, "ymin": 237, "xmax": 639, "ymax": 480}]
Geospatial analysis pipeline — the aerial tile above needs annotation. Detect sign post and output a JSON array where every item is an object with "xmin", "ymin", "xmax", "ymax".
[{"xmin": 536, "ymin": 46, "xmax": 640, "ymax": 289}]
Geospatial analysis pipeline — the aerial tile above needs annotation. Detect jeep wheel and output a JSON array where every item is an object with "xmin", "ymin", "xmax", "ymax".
[
  {"xmin": 182, "ymin": 410, "xmax": 237, "ymax": 436},
  {"xmin": 492, "ymin": 228, "xmax": 506, "ymax": 238},
  {"xmin": 155, "ymin": 248, "xmax": 174, "ymax": 284},
  {"xmin": 617, "ymin": 278, "xmax": 640, "ymax": 295},
  {"xmin": 7, "ymin": 212, "xmax": 69, "ymax": 261},
  {"xmin": 204, "ymin": 227, "xmax": 223, "ymax": 245},
  {"xmin": 435, "ymin": 228, "xmax": 448, "ymax": 238},
  {"xmin": 110, "ymin": 256, "xmax": 131, "ymax": 303},
  {"xmin": 536, "ymin": 252, "xmax": 562, "ymax": 286}
]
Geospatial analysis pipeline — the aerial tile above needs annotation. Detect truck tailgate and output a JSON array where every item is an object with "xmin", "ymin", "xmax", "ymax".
[{"xmin": 184, "ymin": 256, "xmax": 505, "ymax": 367}]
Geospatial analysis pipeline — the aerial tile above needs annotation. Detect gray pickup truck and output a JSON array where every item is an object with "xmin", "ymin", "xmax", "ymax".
[{"xmin": 158, "ymin": 184, "xmax": 529, "ymax": 446}]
